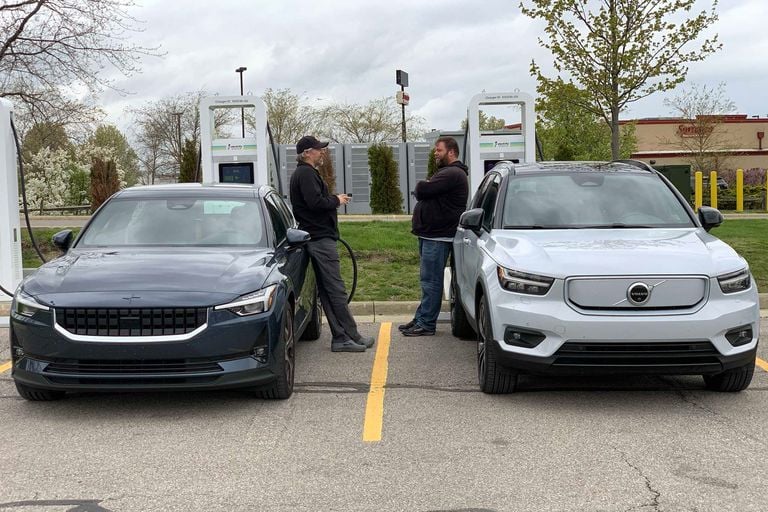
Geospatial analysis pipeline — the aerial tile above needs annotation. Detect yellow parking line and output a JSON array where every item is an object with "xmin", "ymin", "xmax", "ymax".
[
  {"xmin": 0, "ymin": 360, "xmax": 11, "ymax": 373},
  {"xmin": 757, "ymin": 358, "xmax": 768, "ymax": 373},
  {"xmin": 363, "ymin": 322, "xmax": 392, "ymax": 443}
]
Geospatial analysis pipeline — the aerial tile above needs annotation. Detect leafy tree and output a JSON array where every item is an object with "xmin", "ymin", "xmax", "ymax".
[
  {"xmin": 89, "ymin": 125, "xmax": 140, "ymax": 186},
  {"xmin": 460, "ymin": 111, "xmax": 506, "ymax": 131},
  {"xmin": 536, "ymin": 82, "xmax": 636, "ymax": 160},
  {"xmin": 178, "ymin": 139, "xmax": 199, "ymax": 183},
  {"xmin": 317, "ymin": 151, "xmax": 336, "ymax": 193},
  {"xmin": 90, "ymin": 158, "xmax": 120, "ymax": 212},
  {"xmin": 322, "ymin": 97, "xmax": 426, "ymax": 143},
  {"xmin": 368, "ymin": 143, "xmax": 403, "ymax": 214},
  {"xmin": 261, "ymin": 88, "xmax": 320, "ymax": 144},
  {"xmin": 24, "ymin": 148, "xmax": 80, "ymax": 213},
  {"xmin": 522, "ymin": 0, "xmax": 721, "ymax": 159},
  {"xmin": 662, "ymin": 83, "xmax": 737, "ymax": 172},
  {"xmin": 22, "ymin": 123, "xmax": 72, "ymax": 162}
]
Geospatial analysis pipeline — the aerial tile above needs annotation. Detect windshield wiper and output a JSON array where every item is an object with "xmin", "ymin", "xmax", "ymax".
[
  {"xmin": 574, "ymin": 223, "xmax": 655, "ymax": 229},
  {"xmin": 503, "ymin": 225, "xmax": 552, "ymax": 229}
]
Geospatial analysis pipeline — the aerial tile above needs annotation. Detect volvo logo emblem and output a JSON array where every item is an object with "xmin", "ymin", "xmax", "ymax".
[{"xmin": 627, "ymin": 282, "xmax": 651, "ymax": 306}]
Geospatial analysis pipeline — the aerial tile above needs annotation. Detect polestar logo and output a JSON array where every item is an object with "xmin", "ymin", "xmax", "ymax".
[{"xmin": 122, "ymin": 295, "xmax": 141, "ymax": 304}]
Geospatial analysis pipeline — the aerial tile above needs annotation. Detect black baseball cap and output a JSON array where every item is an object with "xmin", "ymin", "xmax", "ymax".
[{"xmin": 296, "ymin": 135, "xmax": 329, "ymax": 154}]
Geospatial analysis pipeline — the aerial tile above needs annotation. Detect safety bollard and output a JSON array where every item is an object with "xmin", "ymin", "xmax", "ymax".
[
  {"xmin": 736, "ymin": 169, "xmax": 744, "ymax": 212},
  {"xmin": 694, "ymin": 171, "xmax": 703, "ymax": 211},
  {"xmin": 710, "ymin": 170, "xmax": 718, "ymax": 209}
]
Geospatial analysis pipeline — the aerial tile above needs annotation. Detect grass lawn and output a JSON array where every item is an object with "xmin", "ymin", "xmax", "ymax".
[{"xmin": 21, "ymin": 219, "xmax": 767, "ymax": 301}]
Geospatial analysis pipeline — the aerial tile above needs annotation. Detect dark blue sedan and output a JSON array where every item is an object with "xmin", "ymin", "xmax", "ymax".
[{"xmin": 10, "ymin": 184, "xmax": 320, "ymax": 400}]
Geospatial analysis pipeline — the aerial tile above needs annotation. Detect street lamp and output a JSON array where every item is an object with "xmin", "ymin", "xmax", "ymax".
[
  {"xmin": 235, "ymin": 66, "xmax": 247, "ymax": 138},
  {"xmin": 172, "ymin": 111, "xmax": 183, "ymax": 179}
]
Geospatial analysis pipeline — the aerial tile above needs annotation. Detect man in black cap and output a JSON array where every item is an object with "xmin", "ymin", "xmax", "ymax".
[{"xmin": 290, "ymin": 135, "xmax": 375, "ymax": 352}]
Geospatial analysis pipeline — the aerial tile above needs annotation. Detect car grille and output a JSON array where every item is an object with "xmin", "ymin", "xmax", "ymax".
[
  {"xmin": 43, "ymin": 359, "xmax": 224, "ymax": 375},
  {"xmin": 552, "ymin": 341, "xmax": 721, "ymax": 368},
  {"xmin": 55, "ymin": 307, "xmax": 208, "ymax": 337}
]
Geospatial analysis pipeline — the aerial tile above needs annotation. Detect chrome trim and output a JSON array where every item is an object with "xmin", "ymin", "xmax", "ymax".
[{"xmin": 52, "ymin": 309, "xmax": 208, "ymax": 343}]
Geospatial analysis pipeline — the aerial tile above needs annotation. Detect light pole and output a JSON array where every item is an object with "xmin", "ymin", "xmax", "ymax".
[
  {"xmin": 172, "ymin": 111, "xmax": 183, "ymax": 179},
  {"xmin": 235, "ymin": 66, "xmax": 247, "ymax": 138},
  {"xmin": 396, "ymin": 70, "xmax": 409, "ymax": 142}
]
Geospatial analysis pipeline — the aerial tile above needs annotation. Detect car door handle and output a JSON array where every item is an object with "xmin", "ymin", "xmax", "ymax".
[{"xmin": 463, "ymin": 237, "xmax": 470, "ymax": 246}]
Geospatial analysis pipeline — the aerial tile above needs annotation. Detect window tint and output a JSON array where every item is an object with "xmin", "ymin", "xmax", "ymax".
[
  {"xmin": 471, "ymin": 174, "xmax": 495, "ymax": 209},
  {"xmin": 78, "ymin": 197, "xmax": 267, "ymax": 247},
  {"xmin": 480, "ymin": 174, "xmax": 501, "ymax": 231},
  {"xmin": 502, "ymin": 172, "xmax": 694, "ymax": 229},
  {"xmin": 265, "ymin": 196, "xmax": 288, "ymax": 245}
]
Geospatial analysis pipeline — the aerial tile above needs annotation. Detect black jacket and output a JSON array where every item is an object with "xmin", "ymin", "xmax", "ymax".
[
  {"xmin": 411, "ymin": 160, "xmax": 469, "ymax": 238},
  {"xmin": 289, "ymin": 162, "xmax": 341, "ymax": 240}
]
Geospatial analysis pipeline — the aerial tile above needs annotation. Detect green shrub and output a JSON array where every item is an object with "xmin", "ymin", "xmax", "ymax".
[{"xmin": 368, "ymin": 143, "xmax": 403, "ymax": 214}]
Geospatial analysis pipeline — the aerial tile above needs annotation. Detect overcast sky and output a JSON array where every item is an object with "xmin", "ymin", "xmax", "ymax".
[{"xmin": 100, "ymin": 0, "xmax": 768, "ymax": 134}]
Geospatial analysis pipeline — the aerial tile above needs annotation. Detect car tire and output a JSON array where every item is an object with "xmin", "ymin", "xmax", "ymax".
[
  {"xmin": 703, "ymin": 361, "xmax": 755, "ymax": 392},
  {"xmin": 299, "ymin": 290, "xmax": 321, "ymax": 341},
  {"xmin": 15, "ymin": 383, "xmax": 65, "ymax": 401},
  {"xmin": 257, "ymin": 305, "xmax": 295, "ymax": 400},
  {"xmin": 450, "ymin": 269, "xmax": 476, "ymax": 340},
  {"xmin": 477, "ymin": 294, "xmax": 517, "ymax": 394}
]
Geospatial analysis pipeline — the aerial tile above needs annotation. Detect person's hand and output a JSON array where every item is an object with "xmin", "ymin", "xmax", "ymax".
[{"xmin": 336, "ymin": 194, "xmax": 350, "ymax": 205}]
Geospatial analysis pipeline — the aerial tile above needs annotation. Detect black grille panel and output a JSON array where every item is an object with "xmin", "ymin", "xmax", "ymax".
[
  {"xmin": 44, "ymin": 359, "xmax": 223, "ymax": 375},
  {"xmin": 553, "ymin": 341, "xmax": 721, "ymax": 367},
  {"xmin": 55, "ymin": 307, "xmax": 208, "ymax": 337}
]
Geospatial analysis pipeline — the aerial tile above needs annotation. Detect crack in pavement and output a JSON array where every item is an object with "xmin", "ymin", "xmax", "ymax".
[
  {"xmin": 0, "ymin": 499, "xmax": 112, "ymax": 511},
  {"xmin": 294, "ymin": 381, "xmax": 479, "ymax": 394},
  {"xmin": 614, "ymin": 448, "xmax": 661, "ymax": 512}
]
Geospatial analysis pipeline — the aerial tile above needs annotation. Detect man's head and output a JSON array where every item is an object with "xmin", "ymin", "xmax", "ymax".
[
  {"xmin": 296, "ymin": 135, "xmax": 329, "ymax": 166},
  {"xmin": 434, "ymin": 136, "xmax": 460, "ymax": 167}
]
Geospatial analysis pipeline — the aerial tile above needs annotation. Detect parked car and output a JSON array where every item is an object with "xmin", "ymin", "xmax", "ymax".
[
  {"xmin": 451, "ymin": 160, "xmax": 760, "ymax": 393},
  {"xmin": 690, "ymin": 174, "xmax": 729, "ymax": 190},
  {"xmin": 10, "ymin": 184, "xmax": 320, "ymax": 400}
]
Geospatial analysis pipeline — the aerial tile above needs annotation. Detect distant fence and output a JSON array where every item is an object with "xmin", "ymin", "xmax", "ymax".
[{"xmin": 18, "ymin": 205, "xmax": 91, "ymax": 215}]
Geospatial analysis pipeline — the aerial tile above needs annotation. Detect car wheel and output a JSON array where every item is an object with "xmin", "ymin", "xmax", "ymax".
[
  {"xmin": 299, "ymin": 289, "xmax": 321, "ymax": 341},
  {"xmin": 257, "ymin": 305, "xmax": 296, "ymax": 400},
  {"xmin": 477, "ymin": 294, "xmax": 517, "ymax": 394},
  {"xmin": 15, "ymin": 382, "xmax": 65, "ymax": 401},
  {"xmin": 450, "ymin": 269, "xmax": 476, "ymax": 340},
  {"xmin": 703, "ymin": 361, "xmax": 755, "ymax": 392}
]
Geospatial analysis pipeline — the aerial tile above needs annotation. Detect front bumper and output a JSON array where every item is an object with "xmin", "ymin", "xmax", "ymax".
[
  {"xmin": 485, "ymin": 277, "xmax": 760, "ymax": 376},
  {"xmin": 9, "ymin": 304, "xmax": 283, "ymax": 392}
]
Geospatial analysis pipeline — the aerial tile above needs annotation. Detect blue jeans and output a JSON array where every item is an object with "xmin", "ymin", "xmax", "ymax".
[{"xmin": 414, "ymin": 238, "xmax": 452, "ymax": 331}]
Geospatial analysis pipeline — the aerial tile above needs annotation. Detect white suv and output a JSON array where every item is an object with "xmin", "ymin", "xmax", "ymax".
[{"xmin": 451, "ymin": 161, "xmax": 760, "ymax": 393}]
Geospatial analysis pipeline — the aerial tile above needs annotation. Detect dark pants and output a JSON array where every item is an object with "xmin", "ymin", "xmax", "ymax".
[
  {"xmin": 306, "ymin": 237, "xmax": 361, "ymax": 344},
  {"xmin": 414, "ymin": 238, "xmax": 453, "ymax": 331}
]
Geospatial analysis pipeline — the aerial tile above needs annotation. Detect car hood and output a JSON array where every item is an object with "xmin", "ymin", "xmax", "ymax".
[
  {"xmin": 484, "ymin": 228, "xmax": 747, "ymax": 279},
  {"xmin": 22, "ymin": 248, "xmax": 275, "ymax": 308}
]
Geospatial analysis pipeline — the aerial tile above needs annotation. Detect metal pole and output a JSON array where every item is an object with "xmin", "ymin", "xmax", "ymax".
[
  {"xmin": 236, "ymin": 66, "xmax": 247, "ymax": 138},
  {"xmin": 401, "ymin": 85, "xmax": 406, "ymax": 143},
  {"xmin": 173, "ymin": 112, "xmax": 182, "ymax": 179}
]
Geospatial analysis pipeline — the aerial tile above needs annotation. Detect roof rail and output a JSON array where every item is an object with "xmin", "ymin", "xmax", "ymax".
[{"xmin": 611, "ymin": 159, "xmax": 655, "ymax": 173}]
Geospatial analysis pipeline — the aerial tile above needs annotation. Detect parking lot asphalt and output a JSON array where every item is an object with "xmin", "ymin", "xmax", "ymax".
[{"xmin": 1, "ymin": 319, "xmax": 768, "ymax": 512}]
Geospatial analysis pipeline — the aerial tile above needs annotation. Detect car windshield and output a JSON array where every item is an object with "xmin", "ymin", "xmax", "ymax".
[
  {"xmin": 78, "ymin": 196, "xmax": 268, "ymax": 247},
  {"xmin": 502, "ymin": 172, "xmax": 694, "ymax": 229}
]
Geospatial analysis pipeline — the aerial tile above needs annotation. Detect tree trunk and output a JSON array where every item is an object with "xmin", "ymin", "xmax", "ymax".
[{"xmin": 611, "ymin": 108, "xmax": 620, "ymax": 160}]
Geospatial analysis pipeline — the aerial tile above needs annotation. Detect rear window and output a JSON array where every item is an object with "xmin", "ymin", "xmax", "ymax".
[
  {"xmin": 503, "ymin": 172, "xmax": 694, "ymax": 229},
  {"xmin": 78, "ymin": 197, "xmax": 267, "ymax": 247}
]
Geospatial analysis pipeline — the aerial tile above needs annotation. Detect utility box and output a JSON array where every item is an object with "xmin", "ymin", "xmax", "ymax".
[
  {"xmin": 653, "ymin": 164, "xmax": 692, "ymax": 199},
  {"xmin": 0, "ymin": 98, "xmax": 23, "ymax": 300}
]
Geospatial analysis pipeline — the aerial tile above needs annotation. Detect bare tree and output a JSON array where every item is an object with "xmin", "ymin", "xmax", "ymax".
[
  {"xmin": 260, "ymin": 88, "xmax": 320, "ymax": 144},
  {"xmin": 662, "ymin": 83, "xmax": 737, "ymax": 172},
  {"xmin": 0, "ymin": 0, "xmax": 157, "ymax": 127},
  {"xmin": 321, "ymin": 97, "xmax": 426, "ymax": 143}
]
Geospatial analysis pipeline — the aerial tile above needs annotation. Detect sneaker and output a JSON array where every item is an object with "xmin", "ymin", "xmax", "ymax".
[
  {"xmin": 398, "ymin": 320, "xmax": 416, "ymax": 331},
  {"xmin": 354, "ymin": 335, "xmax": 375, "ymax": 348},
  {"xmin": 331, "ymin": 339, "xmax": 367, "ymax": 352},
  {"xmin": 401, "ymin": 324, "xmax": 436, "ymax": 337}
]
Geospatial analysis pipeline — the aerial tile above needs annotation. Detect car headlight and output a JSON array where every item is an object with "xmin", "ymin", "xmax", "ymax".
[
  {"xmin": 497, "ymin": 266, "xmax": 554, "ymax": 295},
  {"xmin": 13, "ymin": 289, "xmax": 50, "ymax": 317},
  {"xmin": 717, "ymin": 268, "xmax": 751, "ymax": 294},
  {"xmin": 215, "ymin": 284, "xmax": 278, "ymax": 316}
]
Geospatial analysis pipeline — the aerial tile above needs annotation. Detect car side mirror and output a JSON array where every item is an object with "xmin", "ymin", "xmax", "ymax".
[
  {"xmin": 698, "ymin": 206, "xmax": 723, "ymax": 232},
  {"xmin": 52, "ymin": 230, "xmax": 73, "ymax": 252},
  {"xmin": 286, "ymin": 228, "xmax": 310, "ymax": 246},
  {"xmin": 459, "ymin": 208, "xmax": 483, "ymax": 232}
]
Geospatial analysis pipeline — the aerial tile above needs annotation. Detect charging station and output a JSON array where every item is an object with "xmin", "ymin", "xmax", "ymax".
[
  {"xmin": 466, "ymin": 91, "xmax": 536, "ymax": 192},
  {"xmin": 0, "ymin": 98, "xmax": 23, "ymax": 302},
  {"xmin": 199, "ymin": 96, "xmax": 277, "ymax": 186}
]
